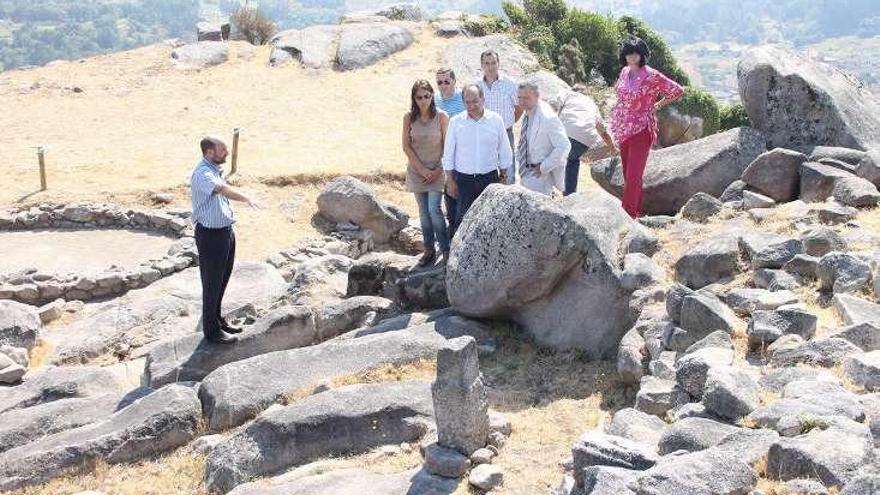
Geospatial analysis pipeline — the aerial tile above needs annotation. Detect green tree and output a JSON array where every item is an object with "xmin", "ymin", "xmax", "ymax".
[
  {"xmin": 616, "ymin": 15, "xmax": 690, "ymax": 86},
  {"xmin": 556, "ymin": 37, "xmax": 587, "ymax": 85},
  {"xmin": 523, "ymin": 0, "xmax": 567, "ymax": 26}
]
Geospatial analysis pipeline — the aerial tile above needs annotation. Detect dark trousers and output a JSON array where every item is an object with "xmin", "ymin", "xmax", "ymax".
[
  {"xmin": 444, "ymin": 192, "xmax": 458, "ymax": 241},
  {"xmin": 454, "ymin": 170, "xmax": 499, "ymax": 227},
  {"xmin": 564, "ymin": 138, "xmax": 589, "ymax": 196},
  {"xmin": 195, "ymin": 224, "xmax": 236, "ymax": 338}
]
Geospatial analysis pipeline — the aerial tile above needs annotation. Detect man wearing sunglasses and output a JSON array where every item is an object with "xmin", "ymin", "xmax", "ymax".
[{"xmin": 434, "ymin": 68, "xmax": 465, "ymax": 239}]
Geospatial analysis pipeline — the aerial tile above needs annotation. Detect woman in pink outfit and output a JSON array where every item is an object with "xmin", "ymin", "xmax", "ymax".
[{"xmin": 610, "ymin": 37, "xmax": 684, "ymax": 218}]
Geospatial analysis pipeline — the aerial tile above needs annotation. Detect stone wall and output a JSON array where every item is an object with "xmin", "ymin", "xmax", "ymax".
[{"xmin": 0, "ymin": 203, "xmax": 196, "ymax": 305}]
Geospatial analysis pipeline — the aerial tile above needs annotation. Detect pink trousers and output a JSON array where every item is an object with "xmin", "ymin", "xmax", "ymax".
[{"xmin": 619, "ymin": 127, "xmax": 652, "ymax": 218}]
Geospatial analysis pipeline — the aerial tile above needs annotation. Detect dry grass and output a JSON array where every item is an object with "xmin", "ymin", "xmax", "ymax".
[
  {"xmin": 472, "ymin": 322, "xmax": 630, "ymax": 494},
  {"xmin": 9, "ymin": 447, "xmax": 208, "ymax": 495},
  {"xmin": 0, "ymin": 25, "xmax": 448, "ymax": 206},
  {"xmin": 331, "ymin": 358, "xmax": 437, "ymax": 388}
]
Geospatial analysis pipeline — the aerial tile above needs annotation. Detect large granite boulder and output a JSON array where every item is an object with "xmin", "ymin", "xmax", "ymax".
[
  {"xmin": 0, "ymin": 365, "xmax": 126, "ymax": 414},
  {"xmin": 205, "ymin": 381, "xmax": 433, "ymax": 493},
  {"xmin": 0, "ymin": 388, "xmax": 149, "ymax": 454},
  {"xmin": 171, "ymin": 41, "xmax": 228, "ymax": 69},
  {"xmin": 48, "ymin": 262, "xmax": 286, "ymax": 365},
  {"xmin": 738, "ymin": 45, "xmax": 880, "ymax": 151},
  {"xmin": 270, "ymin": 25, "xmax": 340, "ymax": 68},
  {"xmin": 198, "ymin": 323, "xmax": 473, "ymax": 431},
  {"xmin": 0, "ymin": 300, "xmax": 40, "ymax": 351},
  {"xmin": 0, "ymin": 385, "xmax": 200, "ymax": 491},
  {"xmin": 446, "ymin": 186, "xmax": 637, "ymax": 357},
  {"xmin": 591, "ymin": 127, "xmax": 767, "ymax": 215},
  {"xmin": 335, "ymin": 23, "xmax": 414, "ymax": 71},
  {"xmin": 145, "ymin": 306, "xmax": 317, "ymax": 388},
  {"xmin": 226, "ymin": 467, "xmax": 458, "ymax": 495},
  {"xmin": 317, "ymin": 176, "xmax": 409, "ymax": 243},
  {"xmin": 740, "ymin": 148, "xmax": 807, "ymax": 202}
]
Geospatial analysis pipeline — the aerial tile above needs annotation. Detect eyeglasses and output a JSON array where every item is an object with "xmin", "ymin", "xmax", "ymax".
[
  {"xmin": 436, "ymin": 80, "xmax": 452, "ymax": 86},
  {"xmin": 415, "ymin": 94, "xmax": 433, "ymax": 101}
]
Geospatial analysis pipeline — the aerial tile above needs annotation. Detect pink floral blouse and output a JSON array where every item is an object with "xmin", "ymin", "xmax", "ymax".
[{"xmin": 610, "ymin": 65, "xmax": 685, "ymax": 145}]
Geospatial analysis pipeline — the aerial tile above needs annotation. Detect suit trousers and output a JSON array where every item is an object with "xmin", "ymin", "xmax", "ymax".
[
  {"xmin": 454, "ymin": 170, "xmax": 499, "ymax": 227},
  {"xmin": 195, "ymin": 223, "xmax": 236, "ymax": 338}
]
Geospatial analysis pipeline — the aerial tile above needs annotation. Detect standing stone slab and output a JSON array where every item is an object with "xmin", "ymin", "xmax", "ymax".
[
  {"xmin": 205, "ymin": 381, "xmax": 434, "ymax": 494},
  {"xmin": 431, "ymin": 336, "xmax": 488, "ymax": 456},
  {"xmin": 0, "ymin": 385, "xmax": 200, "ymax": 491},
  {"xmin": 145, "ymin": 305, "xmax": 316, "ymax": 388}
]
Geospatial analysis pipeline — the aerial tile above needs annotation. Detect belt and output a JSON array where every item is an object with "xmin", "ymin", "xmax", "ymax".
[
  {"xmin": 523, "ymin": 163, "xmax": 540, "ymax": 169},
  {"xmin": 196, "ymin": 223, "xmax": 233, "ymax": 231},
  {"xmin": 455, "ymin": 170, "xmax": 498, "ymax": 179}
]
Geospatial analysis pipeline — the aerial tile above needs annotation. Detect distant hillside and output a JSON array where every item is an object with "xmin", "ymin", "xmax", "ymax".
[
  {"xmin": 568, "ymin": 0, "xmax": 878, "ymax": 46},
  {"xmin": 0, "ymin": 0, "xmax": 198, "ymax": 71}
]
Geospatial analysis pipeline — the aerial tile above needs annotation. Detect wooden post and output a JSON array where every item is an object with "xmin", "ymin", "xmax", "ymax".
[
  {"xmin": 37, "ymin": 147, "xmax": 47, "ymax": 191},
  {"xmin": 230, "ymin": 128, "xmax": 240, "ymax": 176}
]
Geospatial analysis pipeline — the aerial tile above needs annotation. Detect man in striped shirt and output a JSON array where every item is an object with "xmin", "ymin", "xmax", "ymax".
[
  {"xmin": 478, "ymin": 49, "xmax": 522, "ymax": 185},
  {"xmin": 190, "ymin": 137, "xmax": 263, "ymax": 344}
]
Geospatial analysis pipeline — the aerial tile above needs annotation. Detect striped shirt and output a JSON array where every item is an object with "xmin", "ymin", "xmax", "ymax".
[
  {"xmin": 435, "ymin": 91, "xmax": 465, "ymax": 117},
  {"xmin": 478, "ymin": 74, "xmax": 518, "ymax": 129},
  {"xmin": 190, "ymin": 157, "xmax": 234, "ymax": 228}
]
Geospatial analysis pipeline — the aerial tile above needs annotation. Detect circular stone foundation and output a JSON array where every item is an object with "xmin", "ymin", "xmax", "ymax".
[{"xmin": 0, "ymin": 202, "xmax": 197, "ymax": 305}]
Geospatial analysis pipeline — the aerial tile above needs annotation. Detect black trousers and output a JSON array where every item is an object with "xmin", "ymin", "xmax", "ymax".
[
  {"xmin": 454, "ymin": 170, "xmax": 499, "ymax": 227},
  {"xmin": 195, "ymin": 224, "xmax": 235, "ymax": 338}
]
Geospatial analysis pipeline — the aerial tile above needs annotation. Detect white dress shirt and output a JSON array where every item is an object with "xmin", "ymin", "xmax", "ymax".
[
  {"xmin": 551, "ymin": 90, "xmax": 605, "ymax": 148},
  {"xmin": 442, "ymin": 109, "xmax": 513, "ymax": 175},
  {"xmin": 519, "ymin": 100, "xmax": 571, "ymax": 195}
]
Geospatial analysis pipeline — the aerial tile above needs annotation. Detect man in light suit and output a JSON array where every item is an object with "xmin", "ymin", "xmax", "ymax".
[{"xmin": 516, "ymin": 81, "xmax": 571, "ymax": 195}]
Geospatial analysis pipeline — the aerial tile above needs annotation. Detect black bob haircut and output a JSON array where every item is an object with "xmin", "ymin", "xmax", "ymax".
[{"xmin": 619, "ymin": 36, "xmax": 650, "ymax": 67}]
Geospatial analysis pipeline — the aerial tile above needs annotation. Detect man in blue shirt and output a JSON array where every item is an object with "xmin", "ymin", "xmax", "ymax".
[
  {"xmin": 190, "ymin": 137, "xmax": 263, "ymax": 344},
  {"xmin": 434, "ymin": 68, "xmax": 465, "ymax": 240}
]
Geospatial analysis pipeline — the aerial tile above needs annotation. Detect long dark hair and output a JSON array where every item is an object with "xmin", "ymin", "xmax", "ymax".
[
  {"xmin": 619, "ymin": 36, "xmax": 650, "ymax": 67},
  {"xmin": 409, "ymin": 79, "xmax": 437, "ymax": 124}
]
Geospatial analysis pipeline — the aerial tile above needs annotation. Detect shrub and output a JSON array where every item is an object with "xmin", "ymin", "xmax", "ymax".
[
  {"xmin": 462, "ymin": 14, "xmax": 510, "ymax": 37},
  {"xmin": 719, "ymin": 102, "xmax": 751, "ymax": 130},
  {"xmin": 662, "ymin": 86, "xmax": 721, "ymax": 136},
  {"xmin": 230, "ymin": 6, "xmax": 277, "ymax": 45},
  {"xmin": 553, "ymin": 9, "xmax": 620, "ymax": 85}
]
